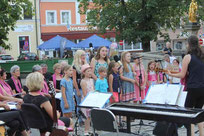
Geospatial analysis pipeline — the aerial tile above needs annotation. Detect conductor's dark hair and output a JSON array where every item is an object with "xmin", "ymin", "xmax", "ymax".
[{"xmin": 187, "ymin": 35, "xmax": 204, "ymax": 62}]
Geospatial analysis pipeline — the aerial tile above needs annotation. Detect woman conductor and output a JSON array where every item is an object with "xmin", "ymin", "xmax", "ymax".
[{"xmin": 167, "ymin": 35, "xmax": 204, "ymax": 136}]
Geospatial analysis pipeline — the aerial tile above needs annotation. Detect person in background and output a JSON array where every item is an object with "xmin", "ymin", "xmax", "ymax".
[
  {"xmin": 169, "ymin": 59, "xmax": 181, "ymax": 84},
  {"xmin": 60, "ymin": 61, "xmax": 69, "ymax": 75},
  {"xmin": 60, "ymin": 65, "xmax": 75, "ymax": 118},
  {"xmin": 50, "ymin": 63, "xmax": 63, "ymax": 114},
  {"xmin": 133, "ymin": 56, "xmax": 147, "ymax": 102},
  {"xmin": 90, "ymin": 46, "xmax": 110, "ymax": 80},
  {"xmin": 95, "ymin": 66, "xmax": 108, "ymax": 93},
  {"xmin": 50, "ymin": 63, "xmax": 63, "ymax": 93},
  {"xmin": 167, "ymin": 35, "xmax": 204, "ymax": 136},
  {"xmin": 120, "ymin": 51, "xmax": 136, "ymax": 102},
  {"xmin": 155, "ymin": 61, "xmax": 167, "ymax": 84},
  {"xmin": 41, "ymin": 63, "xmax": 52, "ymax": 81},
  {"xmin": 32, "ymin": 65, "xmax": 49, "ymax": 95},
  {"xmin": 0, "ymin": 69, "xmax": 22, "ymax": 103},
  {"xmin": 80, "ymin": 64, "xmax": 95, "ymax": 136},
  {"xmin": 107, "ymin": 61, "xmax": 120, "ymax": 103},
  {"xmin": 72, "ymin": 50, "xmax": 87, "ymax": 125},
  {"xmin": 23, "ymin": 72, "xmax": 72, "ymax": 134},
  {"xmin": 7, "ymin": 65, "xmax": 26, "ymax": 95},
  {"xmin": 146, "ymin": 60, "xmax": 157, "ymax": 94},
  {"xmin": 162, "ymin": 41, "xmax": 173, "ymax": 56},
  {"xmin": 85, "ymin": 50, "xmax": 90, "ymax": 64}
]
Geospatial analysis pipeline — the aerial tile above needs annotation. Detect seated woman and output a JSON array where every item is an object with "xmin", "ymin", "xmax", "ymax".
[
  {"xmin": 0, "ymin": 69, "xmax": 22, "ymax": 103},
  {"xmin": 0, "ymin": 102, "xmax": 29, "ymax": 136},
  {"xmin": 7, "ymin": 65, "xmax": 26, "ymax": 95},
  {"xmin": 23, "ymin": 72, "xmax": 72, "ymax": 134}
]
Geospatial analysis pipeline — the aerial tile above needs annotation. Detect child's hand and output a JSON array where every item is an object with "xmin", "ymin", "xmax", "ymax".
[
  {"xmin": 130, "ymin": 79, "xmax": 136, "ymax": 84},
  {"xmin": 141, "ymin": 85, "xmax": 146, "ymax": 90},
  {"xmin": 57, "ymin": 111, "xmax": 61, "ymax": 119},
  {"xmin": 77, "ymin": 90, "xmax": 81, "ymax": 97},
  {"xmin": 65, "ymin": 103, "xmax": 69, "ymax": 109},
  {"xmin": 112, "ymin": 96, "xmax": 115, "ymax": 102}
]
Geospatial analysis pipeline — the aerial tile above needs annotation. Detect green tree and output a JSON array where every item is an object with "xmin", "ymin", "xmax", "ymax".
[
  {"xmin": 0, "ymin": 0, "xmax": 33, "ymax": 49},
  {"xmin": 78, "ymin": 0, "xmax": 204, "ymax": 51}
]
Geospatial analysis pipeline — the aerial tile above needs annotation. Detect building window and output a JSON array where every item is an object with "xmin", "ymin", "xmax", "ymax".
[
  {"xmin": 19, "ymin": 36, "xmax": 30, "ymax": 54},
  {"xmin": 118, "ymin": 42, "xmax": 142, "ymax": 51},
  {"xmin": 46, "ymin": 10, "xmax": 57, "ymax": 25},
  {"xmin": 156, "ymin": 41, "xmax": 165, "ymax": 51},
  {"xmin": 173, "ymin": 41, "xmax": 184, "ymax": 50},
  {"xmin": 60, "ymin": 10, "xmax": 71, "ymax": 25}
]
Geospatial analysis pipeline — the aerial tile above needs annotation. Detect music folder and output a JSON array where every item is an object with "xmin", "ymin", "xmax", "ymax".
[
  {"xmin": 143, "ymin": 84, "xmax": 186, "ymax": 107},
  {"xmin": 79, "ymin": 91, "xmax": 112, "ymax": 109}
]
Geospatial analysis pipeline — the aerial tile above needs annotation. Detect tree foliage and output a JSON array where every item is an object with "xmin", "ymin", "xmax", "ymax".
[
  {"xmin": 78, "ymin": 0, "xmax": 204, "ymax": 51},
  {"xmin": 0, "ymin": 0, "xmax": 33, "ymax": 49}
]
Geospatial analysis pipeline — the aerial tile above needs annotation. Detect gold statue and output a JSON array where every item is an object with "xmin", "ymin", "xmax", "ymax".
[{"xmin": 189, "ymin": 0, "xmax": 198, "ymax": 23}]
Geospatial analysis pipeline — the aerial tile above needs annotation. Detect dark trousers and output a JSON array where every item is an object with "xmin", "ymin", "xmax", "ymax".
[{"xmin": 0, "ymin": 111, "xmax": 27, "ymax": 135}]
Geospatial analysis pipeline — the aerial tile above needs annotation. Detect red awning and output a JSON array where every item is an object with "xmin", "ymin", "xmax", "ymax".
[{"xmin": 41, "ymin": 31, "xmax": 116, "ymax": 41}]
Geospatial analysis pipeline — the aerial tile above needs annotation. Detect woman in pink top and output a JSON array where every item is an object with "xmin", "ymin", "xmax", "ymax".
[
  {"xmin": 133, "ymin": 57, "xmax": 147, "ymax": 102},
  {"xmin": 0, "ymin": 68, "xmax": 22, "ymax": 103}
]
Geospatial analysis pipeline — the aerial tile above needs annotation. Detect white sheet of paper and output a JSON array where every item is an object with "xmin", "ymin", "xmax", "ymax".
[
  {"xmin": 79, "ymin": 91, "xmax": 112, "ymax": 108},
  {"xmin": 163, "ymin": 84, "xmax": 181, "ymax": 105},
  {"xmin": 144, "ymin": 84, "xmax": 182, "ymax": 105},
  {"xmin": 144, "ymin": 84, "xmax": 166, "ymax": 104},
  {"xmin": 55, "ymin": 93, "xmax": 62, "ymax": 99},
  {"xmin": 177, "ymin": 91, "xmax": 187, "ymax": 107},
  {"xmin": 0, "ymin": 103, "xmax": 17, "ymax": 111}
]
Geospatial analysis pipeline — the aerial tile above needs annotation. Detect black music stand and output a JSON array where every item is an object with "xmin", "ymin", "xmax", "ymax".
[{"xmin": 73, "ymin": 95, "xmax": 86, "ymax": 136}]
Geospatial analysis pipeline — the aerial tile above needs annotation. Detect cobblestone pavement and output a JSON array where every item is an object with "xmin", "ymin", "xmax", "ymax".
[{"xmin": 69, "ymin": 117, "xmax": 201, "ymax": 136}]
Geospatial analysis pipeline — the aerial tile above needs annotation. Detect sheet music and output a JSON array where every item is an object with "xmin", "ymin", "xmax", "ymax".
[
  {"xmin": 144, "ymin": 84, "xmax": 183, "ymax": 105},
  {"xmin": 55, "ymin": 93, "xmax": 62, "ymax": 100},
  {"xmin": 176, "ymin": 90, "xmax": 187, "ymax": 107},
  {"xmin": 79, "ymin": 91, "xmax": 112, "ymax": 108},
  {"xmin": 144, "ymin": 84, "xmax": 166, "ymax": 104},
  {"xmin": 0, "ymin": 102, "xmax": 17, "ymax": 111},
  {"xmin": 163, "ymin": 84, "xmax": 182, "ymax": 105}
]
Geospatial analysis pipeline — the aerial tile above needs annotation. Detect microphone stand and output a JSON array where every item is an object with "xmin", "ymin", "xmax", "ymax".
[{"xmin": 132, "ymin": 60, "xmax": 154, "ymax": 134}]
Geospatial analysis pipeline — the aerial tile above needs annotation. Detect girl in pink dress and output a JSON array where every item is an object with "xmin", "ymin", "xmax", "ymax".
[
  {"xmin": 80, "ymin": 64, "xmax": 95, "ymax": 136},
  {"xmin": 133, "ymin": 57, "xmax": 147, "ymax": 102},
  {"xmin": 146, "ymin": 61, "xmax": 157, "ymax": 94}
]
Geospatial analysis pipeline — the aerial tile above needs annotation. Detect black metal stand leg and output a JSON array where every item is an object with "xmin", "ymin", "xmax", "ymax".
[
  {"xmin": 74, "ymin": 115, "xmax": 80, "ymax": 136},
  {"xmin": 185, "ymin": 124, "xmax": 191, "ymax": 136},
  {"xmin": 127, "ymin": 116, "xmax": 131, "ymax": 133}
]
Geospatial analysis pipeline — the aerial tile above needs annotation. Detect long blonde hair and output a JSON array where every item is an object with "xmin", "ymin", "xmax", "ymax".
[
  {"xmin": 121, "ymin": 51, "xmax": 133, "ymax": 73},
  {"xmin": 72, "ymin": 50, "xmax": 87, "ymax": 73}
]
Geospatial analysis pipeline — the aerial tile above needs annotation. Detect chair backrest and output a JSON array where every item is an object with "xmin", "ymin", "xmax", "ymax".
[
  {"xmin": 21, "ymin": 103, "xmax": 47, "ymax": 129},
  {"xmin": 90, "ymin": 108, "xmax": 118, "ymax": 133}
]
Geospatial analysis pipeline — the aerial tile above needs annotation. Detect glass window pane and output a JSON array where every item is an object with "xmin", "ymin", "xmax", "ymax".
[
  {"xmin": 156, "ymin": 42, "xmax": 165, "ymax": 51},
  {"xmin": 133, "ymin": 43, "xmax": 141, "ymax": 49},
  {"xmin": 62, "ymin": 12, "xmax": 69, "ymax": 24},
  {"xmin": 47, "ymin": 12, "xmax": 54, "ymax": 24},
  {"xmin": 124, "ymin": 43, "xmax": 132, "ymax": 50}
]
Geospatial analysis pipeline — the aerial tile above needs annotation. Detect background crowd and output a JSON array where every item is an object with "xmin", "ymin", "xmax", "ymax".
[{"xmin": 0, "ymin": 35, "xmax": 203, "ymax": 136}]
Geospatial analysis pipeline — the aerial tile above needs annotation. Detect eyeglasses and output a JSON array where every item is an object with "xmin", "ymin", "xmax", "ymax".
[{"xmin": 81, "ymin": 54, "xmax": 86, "ymax": 56}]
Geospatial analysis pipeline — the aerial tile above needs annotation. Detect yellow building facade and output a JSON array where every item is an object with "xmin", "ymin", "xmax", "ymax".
[{"xmin": 5, "ymin": 0, "xmax": 41, "ymax": 60}]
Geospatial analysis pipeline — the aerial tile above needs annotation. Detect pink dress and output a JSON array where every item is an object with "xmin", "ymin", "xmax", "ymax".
[
  {"xmin": 81, "ymin": 78, "xmax": 94, "ymax": 118},
  {"xmin": 133, "ymin": 64, "xmax": 146, "ymax": 101},
  {"xmin": 146, "ymin": 71, "xmax": 157, "ymax": 94}
]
